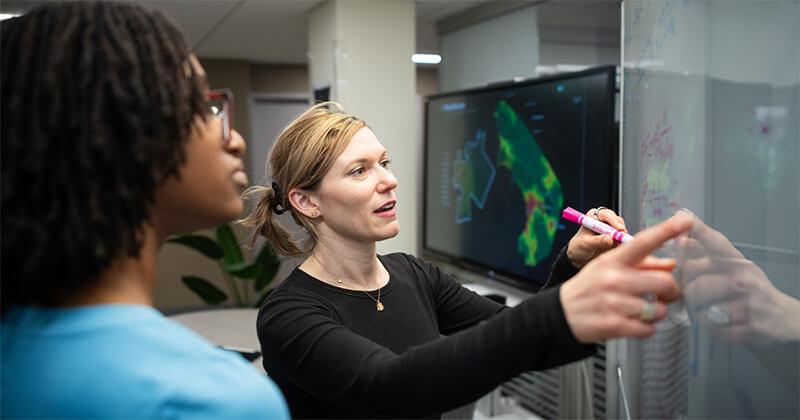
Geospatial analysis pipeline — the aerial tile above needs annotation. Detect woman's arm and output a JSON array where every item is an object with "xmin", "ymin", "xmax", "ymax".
[
  {"xmin": 258, "ymin": 288, "xmax": 592, "ymax": 418},
  {"xmin": 545, "ymin": 245, "xmax": 581, "ymax": 289},
  {"xmin": 260, "ymin": 215, "xmax": 691, "ymax": 418}
]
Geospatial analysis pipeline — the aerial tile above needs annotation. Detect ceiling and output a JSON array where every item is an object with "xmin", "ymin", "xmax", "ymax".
[{"xmin": 1, "ymin": 0, "xmax": 494, "ymax": 64}]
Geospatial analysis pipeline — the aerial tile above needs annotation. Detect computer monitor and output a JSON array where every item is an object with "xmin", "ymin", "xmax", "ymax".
[{"xmin": 422, "ymin": 66, "xmax": 617, "ymax": 291}]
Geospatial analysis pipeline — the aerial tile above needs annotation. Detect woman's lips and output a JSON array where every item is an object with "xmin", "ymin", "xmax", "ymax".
[
  {"xmin": 374, "ymin": 201, "xmax": 397, "ymax": 217},
  {"xmin": 375, "ymin": 207, "xmax": 397, "ymax": 217},
  {"xmin": 232, "ymin": 170, "xmax": 249, "ymax": 187}
]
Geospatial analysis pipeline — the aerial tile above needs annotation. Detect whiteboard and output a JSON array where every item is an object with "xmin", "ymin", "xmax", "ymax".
[{"xmin": 620, "ymin": 1, "xmax": 799, "ymax": 418}]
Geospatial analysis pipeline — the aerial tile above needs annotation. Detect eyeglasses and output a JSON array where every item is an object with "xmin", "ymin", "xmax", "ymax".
[{"xmin": 207, "ymin": 89, "xmax": 234, "ymax": 144}]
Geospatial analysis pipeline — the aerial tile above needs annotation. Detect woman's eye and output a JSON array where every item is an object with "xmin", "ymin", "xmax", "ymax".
[
  {"xmin": 350, "ymin": 167, "xmax": 365, "ymax": 176},
  {"xmin": 380, "ymin": 159, "xmax": 391, "ymax": 168}
]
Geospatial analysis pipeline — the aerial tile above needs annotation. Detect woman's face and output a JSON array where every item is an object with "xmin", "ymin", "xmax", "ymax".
[
  {"xmin": 154, "ymin": 57, "xmax": 248, "ymax": 234},
  {"xmin": 313, "ymin": 127, "xmax": 399, "ymax": 243}
]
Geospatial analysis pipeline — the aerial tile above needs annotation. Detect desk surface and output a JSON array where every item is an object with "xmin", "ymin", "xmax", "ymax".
[{"xmin": 169, "ymin": 308, "xmax": 263, "ymax": 370}]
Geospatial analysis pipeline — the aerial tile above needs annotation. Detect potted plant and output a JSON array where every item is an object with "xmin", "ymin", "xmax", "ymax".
[{"xmin": 167, "ymin": 224, "xmax": 280, "ymax": 308}]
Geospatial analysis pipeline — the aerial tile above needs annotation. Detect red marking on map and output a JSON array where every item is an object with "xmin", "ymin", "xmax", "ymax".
[{"xmin": 524, "ymin": 191, "xmax": 540, "ymax": 217}]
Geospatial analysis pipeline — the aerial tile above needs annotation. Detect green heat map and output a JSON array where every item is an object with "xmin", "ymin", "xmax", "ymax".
[{"xmin": 452, "ymin": 101, "xmax": 563, "ymax": 267}]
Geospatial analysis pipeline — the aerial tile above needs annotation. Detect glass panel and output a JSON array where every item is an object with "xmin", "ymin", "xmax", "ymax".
[{"xmin": 621, "ymin": 1, "xmax": 799, "ymax": 418}]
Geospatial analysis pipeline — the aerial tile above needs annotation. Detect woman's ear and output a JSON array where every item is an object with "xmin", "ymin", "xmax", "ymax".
[{"xmin": 288, "ymin": 188, "xmax": 320, "ymax": 219}]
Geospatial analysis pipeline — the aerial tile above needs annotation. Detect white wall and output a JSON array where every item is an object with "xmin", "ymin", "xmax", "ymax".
[
  {"xmin": 539, "ymin": 42, "xmax": 619, "ymax": 67},
  {"xmin": 536, "ymin": 0, "xmax": 620, "ymax": 68},
  {"xmin": 308, "ymin": 0, "xmax": 418, "ymax": 255},
  {"xmin": 707, "ymin": 2, "xmax": 799, "ymax": 85},
  {"xmin": 438, "ymin": 6, "xmax": 540, "ymax": 92},
  {"xmin": 308, "ymin": 0, "xmax": 336, "ymax": 94}
]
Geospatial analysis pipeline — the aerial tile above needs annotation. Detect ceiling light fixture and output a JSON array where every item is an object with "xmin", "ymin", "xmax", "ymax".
[{"xmin": 412, "ymin": 53, "xmax": 441, "ymax": 65}]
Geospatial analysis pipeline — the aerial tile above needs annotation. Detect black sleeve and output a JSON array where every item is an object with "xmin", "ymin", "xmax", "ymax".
[
  {"xmin": 405, "ymin": 254, "xmax": 506, "ymax": 335},
  {"xmin": 544, "ymin": 245, "xmax": 580, "ymax": 289},
  {"xmin": 258, "ymin": 287, "xmax": 595, "ymax": 418}
]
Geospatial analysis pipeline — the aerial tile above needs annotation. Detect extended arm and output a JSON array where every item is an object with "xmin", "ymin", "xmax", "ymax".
[{"xmin": 258, "ymin": 288, "xmax": 593, "ymax": 418}]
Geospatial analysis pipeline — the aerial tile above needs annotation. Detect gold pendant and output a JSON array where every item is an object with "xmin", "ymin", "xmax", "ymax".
[{"xmin": 376, "ymin": 301, "xmax": 385, "ymax": 312}]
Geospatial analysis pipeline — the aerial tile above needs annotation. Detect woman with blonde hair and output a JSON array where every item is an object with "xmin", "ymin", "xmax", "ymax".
[{"xmin": 243, "ymin": 102, "xmax": 692, "ymax": 418}]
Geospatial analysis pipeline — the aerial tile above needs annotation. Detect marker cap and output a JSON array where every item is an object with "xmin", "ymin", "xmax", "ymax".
[{"xmin": 562, "ymin": 207, "xmax": 583, "ymax": 224}]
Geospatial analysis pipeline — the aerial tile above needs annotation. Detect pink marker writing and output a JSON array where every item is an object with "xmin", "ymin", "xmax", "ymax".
[{"xmin": 562, "ymin": 207, "xmax": 634, "ymax": 244}]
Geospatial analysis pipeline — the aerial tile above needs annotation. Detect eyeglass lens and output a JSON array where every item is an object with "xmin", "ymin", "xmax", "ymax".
[{"xmin": 208, "ymin": 95, "xmax": 231, "ymax": 143}]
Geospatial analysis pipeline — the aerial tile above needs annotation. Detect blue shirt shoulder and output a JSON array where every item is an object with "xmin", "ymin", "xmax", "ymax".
[{"xmin": 1, "ymin": 305, "xmax": 289, "ymax": 419}]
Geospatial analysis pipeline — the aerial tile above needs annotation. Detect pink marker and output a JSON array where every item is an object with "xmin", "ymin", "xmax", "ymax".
[{"xmin": 562, "ymin": 207, "xmax": 633, "ymax": 244}]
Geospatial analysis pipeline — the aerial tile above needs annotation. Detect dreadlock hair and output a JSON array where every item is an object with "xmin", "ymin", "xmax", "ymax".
[{"xmin": 1, "ymin": 2, "xmax": 207, "ymax": 312}]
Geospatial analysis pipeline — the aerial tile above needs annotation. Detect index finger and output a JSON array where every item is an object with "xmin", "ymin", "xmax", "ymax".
[
  {"xmin": 598, "ymin": 208, "xmax": 628, "ymax": 232},
  {"xmin": 637, "ymin": 255, "xmax": 677, "ymax": 271},
  {"xmin": 690, "ymin": 216, "xmax": 745, "ymax": 260},
  {"xmin": 612, "ymin": 213, "xmax": 695, "ymax": 266}
]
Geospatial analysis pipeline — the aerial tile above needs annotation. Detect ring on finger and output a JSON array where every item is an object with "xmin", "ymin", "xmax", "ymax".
[
  {"xmin": 640, "ymin": 301, "xmax": 657, "ymax": 323},
  {"xmin": 707, "ymin": 305, "xmax": 731, "ymax": 325},
  {"xmin": 593, "ymin": 206, "xmax": 608, "ymax": 219}
]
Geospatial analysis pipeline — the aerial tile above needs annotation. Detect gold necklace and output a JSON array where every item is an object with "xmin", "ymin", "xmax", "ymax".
[
  {"xmin": 362, "ymin": 288, "xmax": 384, "ymax": 312},
  {"xmin": 311, "ymin": 254, "xmax": 385, "ymax": 312},
  {"xmin": 312, "ymin": 254, "xmax": 343, "ymax": 284}
]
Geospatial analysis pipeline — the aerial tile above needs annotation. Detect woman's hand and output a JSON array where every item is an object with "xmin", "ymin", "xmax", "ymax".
[
  {"xmin": 681, "ymin": 217, "xmax": 800, "ymax": 345},
  {"xmin": 559, "ymin": 213, "xmax": 694, "ymax": 343},
  {"xmin": 566, "ymin": 207, "xmax": 629, "ymax": 269}
]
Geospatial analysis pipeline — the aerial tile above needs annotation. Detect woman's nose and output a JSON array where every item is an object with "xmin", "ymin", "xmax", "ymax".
[
  {"xmin": 378, "ymin": 166, "xmax": 398, "ymax": 191},
  {"xmin": 226, "ymin": 129, "xmax": 247, "ymax": 157}
]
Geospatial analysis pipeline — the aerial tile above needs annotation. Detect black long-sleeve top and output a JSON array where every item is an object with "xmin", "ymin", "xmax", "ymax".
[{"xmin": 257, "ymin": 248, "xmax": 593, "ymax": 419}]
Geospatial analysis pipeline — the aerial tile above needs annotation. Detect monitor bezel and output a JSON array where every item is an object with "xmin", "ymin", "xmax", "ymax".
[{"xmin": 421, "ymin": 65, "xmax": 618, "ymax": 292}]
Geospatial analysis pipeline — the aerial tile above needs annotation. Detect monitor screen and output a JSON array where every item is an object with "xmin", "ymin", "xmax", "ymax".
[{"xmin": 422, "ymin": 66, "xmax": 617, "ymax": 290}]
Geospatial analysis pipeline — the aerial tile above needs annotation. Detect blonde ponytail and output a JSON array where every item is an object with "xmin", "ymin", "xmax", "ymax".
[
  {"xmin": 239, "ymin": 184, "xmax": 302, "ymax": 256},
  {"xmin": 240, "ymin": 102, "xmax": 366, "ymax": 256}
]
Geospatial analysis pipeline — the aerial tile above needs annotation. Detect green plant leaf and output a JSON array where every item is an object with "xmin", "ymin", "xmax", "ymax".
[
  {"xmin": 225, "ymin": 244, "xmax": 280, "ymax": 290},
  {"xmin": 215, "ymin": 224, "xmax": 244, "ymax": 266},
  {"xmin": 255, "ymin": 242, "xmax": 280, "ymax": 265},
  {"xmin": 167, "ymin": 235, "xmax": 223, "ymax": 260},
  {"xmin": 252, "ymin": 288, "xmax": 274, "ymax": 308},
  {"xmin": 182, "ymin": 276, "xmax": 228, "ymax": 305},
  {"xmin": 226, "ymin": 261, "xmax": 260, "ymax": 279},
  {"xmin": 254, "ymin": 244, "xmax": 280, "ymax": 291},
  {"xmin": 255, "ymin": 260, "xmax": 280, "ymax": 292}
]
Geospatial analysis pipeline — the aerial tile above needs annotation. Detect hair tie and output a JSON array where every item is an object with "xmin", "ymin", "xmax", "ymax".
[{"xmin": 271, "ymin": 182, "xmax": 286, "ymax": 215}]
